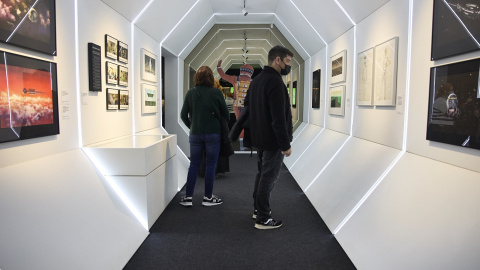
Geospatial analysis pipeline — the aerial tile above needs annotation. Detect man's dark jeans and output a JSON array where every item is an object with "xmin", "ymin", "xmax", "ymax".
[{"xmin": 253, "ymin": 149, "xmax": 285, "ymax": 222}]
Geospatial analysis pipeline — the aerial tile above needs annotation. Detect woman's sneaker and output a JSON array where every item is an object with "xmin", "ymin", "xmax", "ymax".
[
  {"xmin": 202, "ymin": 195, "xmax": 223, "ymax": 206},
  {"xmin": 179, "ymin": 196, "xmax": 192, "ymax": 207},
  {"xmin": 255, "ymin": 218, "xmax": 282, "ymax": 229}
]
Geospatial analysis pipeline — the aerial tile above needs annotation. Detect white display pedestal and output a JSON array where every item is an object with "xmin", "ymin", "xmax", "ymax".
[{"xmin": 83, "ymin": 135, "xmax": 178, "ymax": 230}]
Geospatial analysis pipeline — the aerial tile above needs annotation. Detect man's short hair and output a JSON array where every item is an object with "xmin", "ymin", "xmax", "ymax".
[{"xmin": 268, "ymin": 45, "xmax": 294, "ymax": 65}]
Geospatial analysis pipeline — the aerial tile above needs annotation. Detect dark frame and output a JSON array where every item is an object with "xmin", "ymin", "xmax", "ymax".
[
  {"xmin": 312, "ymin": 69, "xmax": 321, "ymax": 109},
  {"xmin": 426, "ymin": 58, "xmax": 480, "ymax": 150},
  {"xmin": 106, "ymin": 61, "xmax": 118, "ymax": 85},
  {"xmin": 105, "ymin": 34, "xmax": 118, "ymax": 60},
  {"xmin": 118, "ymin": 41, "xmax": 128, "ymax": 64},
  {"xmin": 118, "ymin": 65, "xmax": 128, "ymax": 87},
  {"xmin": 431, "ymin": 0, "xmax": 480, "ymax": 60},
  {"xmin": 0, "ymin": 50, "xmax": 59, "ymax": 143},
  {"xmin": 119, "ymin": 90, "xmax": 129, "ymax": 110},
  {"xmin": 292, "ymin": 81, "xmax": 297, "ymax": 108},
  {"xmin": 106, "ymin": 88, "xmax": 119, "ymax": 110},
  {"xmin": 0, "ymin": 0, "xmax": 57, "ymax": 55}
]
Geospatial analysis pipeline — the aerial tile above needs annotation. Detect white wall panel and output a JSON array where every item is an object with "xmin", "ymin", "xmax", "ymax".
[
  {"xmin": 289, "ymin": 129, "xmax": 349, "ymax": 190},
  {"xmin": 338, "ymin": 0, "xmax": 390, "ymax": 24},
  {"xmin": 305, "ymin": 137, "xmax": 401, "ymax": 232},
  {"xmin": 100, "ymin": 0, "xmax": 151, "ymax": 22},
  {"xmin": 336, "ymin": 153, "xmax": 480, "ymax": 270},
  {"xmin": 407, "ymin": 0, "xmax": 480, "ymax": 172},
  {"xmin": 78, "ymin": 0, "xmax": 133, "ymax": 146},
  {"xmin": 273, "ymin": 17, "xmax": 309, "ymax": 60},
  {"xmin": 284, "ymin": 123, "xmax": 323, "ymax": 169}
]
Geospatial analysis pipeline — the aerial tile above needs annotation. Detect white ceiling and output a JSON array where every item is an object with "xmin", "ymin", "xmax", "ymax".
[{"xmin": 101, "ymin": 0, "xmax": 390, "ymax": 67}]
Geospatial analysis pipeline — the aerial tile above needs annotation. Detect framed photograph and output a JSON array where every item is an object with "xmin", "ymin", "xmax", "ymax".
[
  {"xmin": 106, "ymin": 88, "xmax": 119, "ymax": 110},
  {"xmin": 329, "ymin": 85, "xmax": 345, "ymax": 116},
  {"xmin": 0, "ymin": 51, "xmax": 59, "ymax": 143},
  {"xmin": 330, "ymin": 50, "xmax": 346, "ymax": 84},
  {"xmin": 312, "ymin": 69, "xmax": 321, "ymax": 109},
  {"xmin": 105, "ymin": 35, "xmax": 118, "ymax": 60},
  {"xmin": 292, "ymin": 81, "xmax": 297, "ymax": 108},
  {"xmin": 373, "ymin": 37, "xmax": 398, "ymax": 106},
  {"xmin": 426, "ymin": 58, "xmax": 480, "ymax": 150},
  {"xmin": 0, "ymin": 0, "xmax": 57, "ymax": 55},
  {"xmin": 117, "ymin": 41, "xmax": 128, "ymax": 63},
  {"xmin": 141, "ymin": 48, "xmax": 157, "ymax": 82},
  {"xmin": 118, "ymin": 65, "xmax": 128, "ymax": 87},
  {"xmin": 106, "ymin": 62, "xmax": 118, "ymax": 85},
  {"xmin": 119, "ymin": 90, "xmax": 129, "ymax": 110},
  {"xmin": 431, "ymin": 0, "xmax": 480, "ymax": 60},
  {"xmin": 142, "ymin": 84, "xmax": 158, "ymax": 114},
  {"xmin": 357, "ymin": 48, "xmax": 374, "ymax": 106}
]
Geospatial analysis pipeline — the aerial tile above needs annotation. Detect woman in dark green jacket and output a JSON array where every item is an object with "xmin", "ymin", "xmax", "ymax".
[{"xmin": 179, "ymin": 66, "xmax": 229, "ymax": 207}]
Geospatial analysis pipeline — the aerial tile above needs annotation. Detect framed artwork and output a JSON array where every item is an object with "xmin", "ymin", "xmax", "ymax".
[
  {"xmin": 105, "ymin": 35, "xmax": 118, "ymax": 60},
  {"xmin": 426, "ymin": 58, "xmax": 480, "ymax": 150},
  {"xmin": 373, "ymin": 37, "xmax": 398, "ymax": 106},
  {"xmin": 0, "ymin": 0, "xmax": 57, "ymax": 55},
  {"xmin": 431, "ymin": 0, "xmax": 480, "ymax": 60},
  {"xmin": 141, "ymin": 48, "xmax": 157, "ymax": 82},
  {"xmin": 106, "ymin": 88, "xmax": 119, "ymax": 110},
  {"xmin": 106, "ymin": 62, "xmax": 118, "ymax": 85},
  {"xmin": 356, "ymin": 48, "xmax": 374, "ymax": 106},
  {"xmin": 141, "ymin": 84, "xmax": 158, "ymax": 114},
  {"xmin": 118, "ymin": 65, "xmax": 128, "ymax": 87},
  {"xmin": 117, "ymin": 41, "xmax": 128, "ymax": 63},
  {"xmin": 312, "ymin": 69, "xmax": 321, "ymax": 109},
  {"xmin": 292, "ymin": 81, "xmax": 297, "ymax": 108},
  {"xmin": 286, "ymin": 81, "xmax": 290, "ymax": 94},
  {"xmin": 88, "ymin": 43, "xmax": 102, "ymax": 92},
  {"xmin": 329, "ymin": 85, "xmax": 345, "ymax": 116},
  {"xmin": 0, "ymin": 51, "xmax": 59, "ymax": 143},
  {"xmin": 330, "ymin": 50, "xmax": 346, "ymax": 84},
  {"xmin": 119, "ymin": 90, "xmax": 129, "ymax": 110}
]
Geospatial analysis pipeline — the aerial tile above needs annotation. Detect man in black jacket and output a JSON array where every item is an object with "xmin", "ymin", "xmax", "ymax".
[{"xmin": 245, "ymin": 45, "xmax": 293, "ymax": 229}]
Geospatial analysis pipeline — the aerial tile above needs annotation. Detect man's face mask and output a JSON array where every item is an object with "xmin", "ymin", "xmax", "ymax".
[{"xmin": 279, "ymin": 58, "xmax": 291, "ymax": 75}]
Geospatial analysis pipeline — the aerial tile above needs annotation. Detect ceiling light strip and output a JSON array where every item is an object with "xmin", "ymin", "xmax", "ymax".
[
  {"xmin": 74, "ymin": 0, "xmax": 83, "ymax": 147},
  {"xmin": 403, "ymin": 0, "xmax": 414, "ymax": 150},
  {"xmin": 333, "ymin": 0, "xmax": 356, "ymax": 26},
  {"xmin": 289, "ymin": 0, "xmax": 327, "ymax": 46},
  {"xmin": 161, "ymin": 0, "xmax": 201, "ymax": 45},
  {"xmin": 350, "ymin": 27, "xmax": 357, "ymax": 135},
  {"xmin": 132, "ymin": 0, "xmax": 155, "ymax": 24}
]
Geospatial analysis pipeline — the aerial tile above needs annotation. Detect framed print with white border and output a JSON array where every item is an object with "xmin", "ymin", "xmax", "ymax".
[
  {"xmin": 106, "ymin": 88, "xmax": 119, "ymax": 110},
  {"xmin": 105, "ymin": 35, "xmax": 118, "ymax": 60},
  {"xmin": 329, "ymin": 85, "xmax": 345, "ymax": 116},
  {"xmin": 117, "ymin": 41, "xmax": 128, "ymax": 63},
  {"xmin": 330, "ymin": 50, "xmax": 346, "ymax": 84},
  {"xmin": 373, "ymin": 37, "xmax": 398, "ymax": 106},
  {"xmin": 118, "ymin": 65, "xmax": 128, "ymax": 87},
  {"xmin": 119, "ymin": 90, "xmax": 129, "ymax": 110},
  {"xmin": 357, "ymin": 48, "xmax": 374, "ymax": 106},
  {"xmin": 106, "ymin": 62, "xmax": 118, "ymax": 85},
  {"xmin": 141, "ymin": 48, "xmax": 157, "ymax": 82},
  {"xmin": 141, "ymin": 84, "xmax": 158, "ymax": 114}
]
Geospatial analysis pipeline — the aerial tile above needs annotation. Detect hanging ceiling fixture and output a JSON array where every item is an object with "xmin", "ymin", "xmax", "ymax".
[
  {"xmin": 242, "ymin": 0, "xmax": 248, "ymax": 16},
  {"xmin": 242, "ymin": 31, "xmax": 248, "ymax": 64}
]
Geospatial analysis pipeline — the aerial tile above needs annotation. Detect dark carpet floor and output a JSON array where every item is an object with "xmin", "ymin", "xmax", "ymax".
[{"xmin": 124, "ymin": 154, "xmax": 356, "ymax": 270}]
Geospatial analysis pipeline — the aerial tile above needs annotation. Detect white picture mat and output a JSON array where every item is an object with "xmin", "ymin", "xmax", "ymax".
[
  {"xmin": 141, "ymin": 84, "xmax": 158, "ymax": 114},
  {"xmin": 105, "ymin": 35, "xmax": 118, "ymax": 59},
  {"xmin": 118, "ymin": 65, "xmax": 128, "ymax": 86},
  {"xmin": 141, "ymin": 48, "xmax": 157, "ymax": 83},
  {"xmin": 330, "ymin": 50, "xmax": 346, "ymax": 84},
  {"xmin": 106, "ymin": 62, "xmax": 118, "ymax": 85},
  {"xmin": 106, "ymin": 88, "xmax": 118, "ymax": 110},
  {"xmin": 329, "ymin": 85, "xmax": 345, "ymax": 116},
  {"xmin": 373, "ymin": 37, "xmax": 398, "ymax": 106},
  {"xmin": 357, "ymin": 48, "xmax": 374, "ymax": 106}
]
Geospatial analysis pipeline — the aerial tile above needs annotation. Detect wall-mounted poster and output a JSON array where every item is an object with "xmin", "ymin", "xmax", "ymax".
[
  {"xmin": 330, "ymin": 50, "xmax": 346, "ymax": 84},
  {"xmin": 106, "ymin": 88, "xmax": 118, "ymax": 110},
  {"xmin": 0, "ymin": 51, "xmax": 59, "ymax": 143},
  {"xmin": 431, "ymin": 0, "xmax": 480, "ymax": 60},
  {"xmin": 119, "ymin": 90, "xmax": 129, "ymax": 110},
  {"xmin": 312, "ymin": 69, "xmax": 321, "ymax": 109},
  {"xmin": 105, "ymin": 35, "xmax": 118, "ymax": 60},
  {"xmin": 118, "ymin": 41, "xmax": 128, "ymax": 63},
  {"xmin": 357, "ymin": 48, "xmax": 374, "ymax": 106},
  {"xmin": 292, "ymin": 81, "xmax": 297, "ymax": 108},
  {"xmin": 142, "ymin": 84, "xmax": 158, "ymax": 114},
  {"xmin": 427, "ymin": 58, "xmax": 480, "ymax": 150},
  {"xmin": 118, "ymin": 65, "xmax": 128, "ymax": 87},
  {"xmin": 141, "ymin": 49, "xmax": 157, "ymax": 82},
  {"xmin": 329, "ymin": 85, "xmax": 345, "ymax": 116},
  {"xmin": 88, "ymin": 43, "xmax": 102, "ymax": 92},
  {"xmin": 373, "ymin": 37, "xmax": 398, "ymax": 106},
  {"xmin": 106, "ymin": 62, "xmax": 118, "ymax": 85},
  {"xmin": 0, "ymin": 0, "xmax": 57, "ymax": 55}
]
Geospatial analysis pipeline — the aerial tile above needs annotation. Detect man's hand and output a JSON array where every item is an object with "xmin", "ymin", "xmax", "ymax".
[
  {"xmin": 281, "ymin": 148, "xmax": 292, "ymax": 157},
  {"xmin": 217, "ymin": 60, "xmax": 222, "ymax": 68}
]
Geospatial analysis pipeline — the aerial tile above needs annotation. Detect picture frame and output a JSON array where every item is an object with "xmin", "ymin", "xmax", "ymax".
[
  {"xmin": 106, "ymin": 62, "xmax": 118, "ymax": 85},
  {"xmin": 118, "ymin": 65, "xmax": 128, "ymax": 87},
  {"xmin": 88, "ymin": 43, "xmax": 102, "ymax": 92},
  {"xmin": 119, "ymin": 90, "xmax": 129, "ymax": 110},
  {"xmin": 356, "ymin": 48, "xmax": 374, "ymax": 106},
  {"xmin": 292, "ymin": 81, "xmax": 297, "ymax": 108},
  {"xmin": 330, "ymin": 50, "xmax": 346, "ymax": 84},
  {"xmin": 141, "ymin": 84, "xmax": 158, "ymax": 114},
  {"xmin": 105, "ymin": 35, "xmax": 118, "ymax": 60},
  {"xmin": 106, "ymin": 88, "xmax": 119, "ymax": 110},
  {"xmin": 0, "ymin": 50, "xmax": 59, "ymax": 143},
  {"xmin": 0, "ymin": 0, "xmax": 57, "ymax": 55},
  {"xmin": 329, "ymin": 85, "xmax": 345, "ymax": 116},
  {"xmin": 426, "ymin": 58, "xmax": 480, "ymax": 150},
  {"xmin": 117, "ymin": 41, "xmax": 128, "ymax": 63},
  {"xmin": 312, "ymin": 69, "xmax": 321, "ymax": 109},
  {"xmin": 431, "ymin": 0, "xmax": 480, "ymax": 60},
  {"xmin": 141, "ymin": 48, "xmax": 157, "ymax": 82},
  {"xmin": 373, "ymin": 37, "xmax": 398, "ymax": 106}
]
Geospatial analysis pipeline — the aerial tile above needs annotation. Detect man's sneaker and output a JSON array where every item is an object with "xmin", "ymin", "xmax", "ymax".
[
  {"xmin": 252, "ymin": 209, "xmax": 258, "ymax": 219},
  {"xmin": 179, "ymin": 196, "xmax": 192, "ymax": 207},
  {"xmin": 202, "ymin": 195, "xmax": 223, "ymax": 206},
  {"xmin": 255, "ymin": 218, "xmax": 283, "ymax": 229}
]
